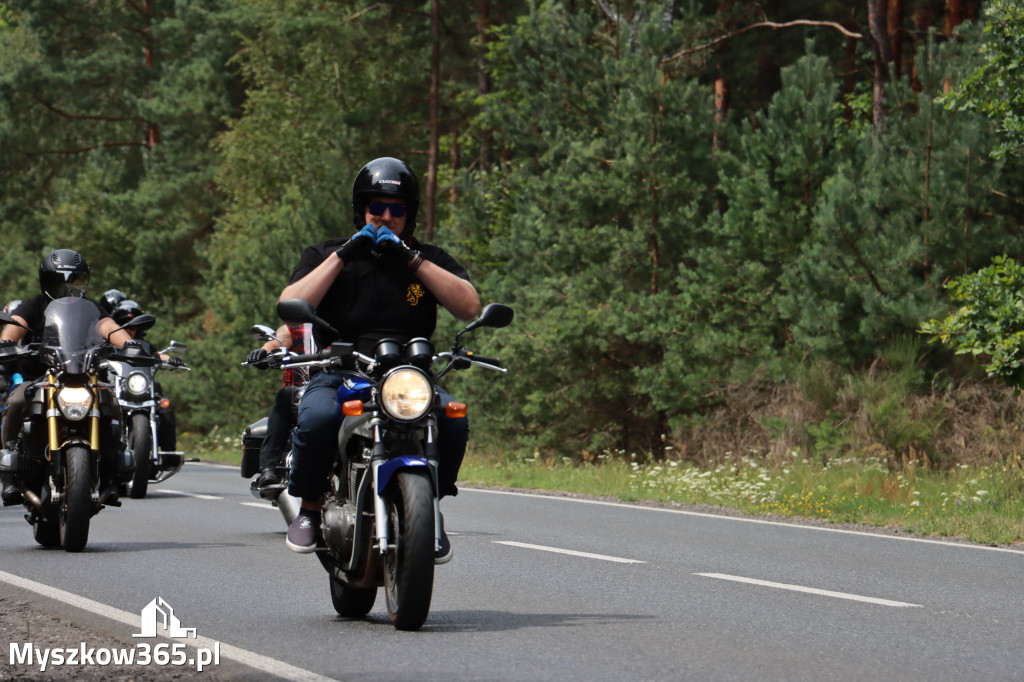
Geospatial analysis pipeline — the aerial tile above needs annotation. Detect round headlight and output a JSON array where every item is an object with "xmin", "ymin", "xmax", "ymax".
[
  {"xmin": 379, "ymin": 368, "xmax": 432, "ymax": 421},
  {"xmin": 56, "ymin": 387, "xmax": 94, "ymax": 421},
  {"xmin": 126, "ymin": 372, "xmax": 151, "ymax": 396}
]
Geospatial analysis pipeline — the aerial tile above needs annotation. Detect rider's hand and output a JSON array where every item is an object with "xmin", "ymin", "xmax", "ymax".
[
  {"xmin": 164, "ymin": 356, "xmax": 186, "ymax": 368},
  {"xmin": 246, "ymin": 348, "xmax": 269, "ymax": 369},
  {"xmin": 123, "ymin": 339, "xmax": 145, "ymax": 350},
  {"xmin": 334, "ymin": 225, "xmax": 377, "ymax": 266},
  {"xmin": 376, "ymin": 227, "xmax": 422, "ymax": 270}
]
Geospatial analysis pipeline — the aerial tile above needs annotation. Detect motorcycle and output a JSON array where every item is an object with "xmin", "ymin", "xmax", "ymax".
[
  {"xmin": 273, "ymin": 298, "xmax": 513, "ymax": 630},
  {"xmin": 0, "ymin": 298, "xmax": 152, "ymax": 551},
  {"xmin": 240, "ymin": 323, "xmax": 312, "ymax": 526},
  {"xmin": 102, "ymin": 341, "xmax": 190, "ymax": 499}
]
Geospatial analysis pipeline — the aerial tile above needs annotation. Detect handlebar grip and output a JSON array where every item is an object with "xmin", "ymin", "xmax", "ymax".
[{"xmin": 467, "ymin": 353, "xmax": 501, "ymax": 367}]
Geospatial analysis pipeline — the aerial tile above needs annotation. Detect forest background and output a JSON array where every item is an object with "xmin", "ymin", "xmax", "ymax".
[{"xmin": 2, "ymin": 0, "xmax": 1024, "ymax": 483}]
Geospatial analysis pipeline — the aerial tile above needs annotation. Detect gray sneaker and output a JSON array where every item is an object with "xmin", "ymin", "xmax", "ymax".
[{"xmin": 286, "ymin": 509, "xmax": 320, "ymax": 554}]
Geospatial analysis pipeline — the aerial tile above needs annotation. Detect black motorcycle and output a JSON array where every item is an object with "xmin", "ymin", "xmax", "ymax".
[
  {"xmin": 0, "ymin": 299, "xmax": 152, "ymax": 551},
  {"xmin": 273, "ymin": 298, "xmax": 513, "ymax": 630}
]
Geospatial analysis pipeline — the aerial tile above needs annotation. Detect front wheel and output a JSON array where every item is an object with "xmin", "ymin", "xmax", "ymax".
[
  {"xmin": 128, "ymin": 413, "xmax": 151, "ymax": 499},
  {"xmin": 383, "ymin": 471, "xmax": 435, "ymax": 630},
  {"xmin": 60, "ymin": 446, "xmax": 93, "ymax": 552}
]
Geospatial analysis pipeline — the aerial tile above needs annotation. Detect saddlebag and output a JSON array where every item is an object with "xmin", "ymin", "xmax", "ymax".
[{"xmin": 240, "ymin": 417, "xmax": 267, "ymax": 478}]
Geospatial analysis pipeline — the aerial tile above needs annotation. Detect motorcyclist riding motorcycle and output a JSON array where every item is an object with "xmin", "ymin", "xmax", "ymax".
[
  {"xmin": 277, "ymin": 156, "xmax": 480, "ymax": 561},
  {"xmin": 100, "ymin": 293, "xmax": 183, "ymax": 452},
  {"xmin": 0, "ymin": 250, "xmax": 134, "ymax": 506}
]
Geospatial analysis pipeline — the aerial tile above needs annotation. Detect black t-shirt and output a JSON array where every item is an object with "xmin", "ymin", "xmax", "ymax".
[
  {"xmin": 10, "ymin": 294, "xmax": 111, "ymax": 379},
  {"xmin": 288, "ymin": 237, "xmax": 470, "ymax": 354}
]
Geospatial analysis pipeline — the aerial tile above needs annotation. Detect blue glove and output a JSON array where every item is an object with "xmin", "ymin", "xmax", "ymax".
[
  {"xmin": 375, "ymin": 227, "xmax": 420, "ymax": 268},
  {"xmin": 335, "ymin": 225, "xmax": 378, "ymax": 265}
]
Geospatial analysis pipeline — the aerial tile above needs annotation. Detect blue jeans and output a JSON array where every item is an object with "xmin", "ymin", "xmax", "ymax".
[{"xmin": 288, "ymin": 371, "xmax": 468, "ymax": 502}]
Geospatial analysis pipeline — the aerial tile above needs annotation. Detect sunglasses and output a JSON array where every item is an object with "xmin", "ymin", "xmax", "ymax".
[{"xmin": 367, "ymin": 202, "xmax": 407, "ymax": 218}]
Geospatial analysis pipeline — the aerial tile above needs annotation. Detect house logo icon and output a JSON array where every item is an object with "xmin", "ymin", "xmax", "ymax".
[{"xmin": 132, "ymin": 597, "xmax": 197, "ymax": 639}]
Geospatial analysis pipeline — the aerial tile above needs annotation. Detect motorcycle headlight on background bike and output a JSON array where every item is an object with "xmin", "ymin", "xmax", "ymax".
[
  {"xmin": 379, "ymin": 367, "xmax": 433, "ymax": 421},
  {"xmin": 56, "ymin": 387, "xmax": 94, "ymax": 421},
  {"xmin": 126, "ymin": 372, "xmax": 151, "ymax": 396}
]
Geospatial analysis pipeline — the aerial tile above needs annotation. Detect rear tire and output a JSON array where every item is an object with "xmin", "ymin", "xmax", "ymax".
[
  {"xmin": 383, "ymin": 471, "xmax": 435, "ymax": 630},
  {"xmin": 128, "ymin": 413, "xmax": 151, "ymax": 499},
  {"xmin": 329, "ymin": 576, "xmax": 377, "ymax": 617},
  {"xmin": 60, "ymin": 446, "xmax": 93, "ymax": 552}
]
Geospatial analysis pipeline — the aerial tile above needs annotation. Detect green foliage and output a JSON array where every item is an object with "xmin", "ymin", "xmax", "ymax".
[
  {"xmin": 2, "ymin": 0, "xmax": 1023, "ymax": 466},
  {"xmin": 922, "ymin": 255, "xmax": 1024, "ymax": 388},
  {"xmin": 943, "ymin": 0, "xmax": 1024, "ymax": 158}
]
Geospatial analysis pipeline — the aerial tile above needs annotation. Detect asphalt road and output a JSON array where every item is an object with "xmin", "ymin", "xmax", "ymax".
[{"xmin": 1, "ymin": 462, "xmax": 1022, "ymax": 681}]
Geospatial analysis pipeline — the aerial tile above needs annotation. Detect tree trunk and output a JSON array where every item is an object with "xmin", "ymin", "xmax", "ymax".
[
  {"xmin": 868, "ymin": 0, "xmax": 891, "ymax": 130},
  {"xmin": 944, "ymin": 0, "xmax": 966, "ymax": 37},
  {"xmin": 713, "ymin": 74, "xmax": 728, "ymax": 151},
  {"xmin": 143, "ymin": 0, "xmax": 160, "ymax": 147},
  {"xmin": 477, "ymin": 0, "xmax": 492, "ymax": 170},
  {"xmin": 887, "ymin": 0, "xmax": 903, "ymax": 78},
  {"xmin": 424, "ymin": 0, "xmax": 440, "ymax": 241}
]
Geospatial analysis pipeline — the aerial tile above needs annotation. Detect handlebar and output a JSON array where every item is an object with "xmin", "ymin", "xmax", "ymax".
[{"xmin": 242, "ymin": 345, "xmax": 506, "ymax": 377}]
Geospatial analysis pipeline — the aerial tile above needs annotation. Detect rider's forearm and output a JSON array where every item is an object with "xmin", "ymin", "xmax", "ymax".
[
  {"xmin": 416, "ymin": 261, "xmax": 480, "ymax": 321},
  {"xmin": 279, "ymin": 255, "xmax": 344, "ymax": 308},
  {"xmin": 1, "ymin": 317, "xmax": 28, "ymax": 342}
]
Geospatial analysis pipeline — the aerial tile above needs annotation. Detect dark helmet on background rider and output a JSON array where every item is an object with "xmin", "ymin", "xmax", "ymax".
[
  {"xmin": 351, "ymin": 157, "xmax": 420, "ymax": 239},
  {"xmin": 112, "ymin": 299, "xmax": 144, "ymax": 327},
  {"xmin": 3, "ymin": 300, "xmax": 21, "ymax": 315},
  {"xmin": 100, "ymin": 289, "xmax": 127, "ymax": 316},
  {"xmin": 39, "ymin": 249, "xmax": 90, "ymax": 300}
]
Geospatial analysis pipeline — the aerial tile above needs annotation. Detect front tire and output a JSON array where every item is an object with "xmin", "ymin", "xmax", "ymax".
[
  {"xmin": 383, "ymin": 471, "xmax": 435, "ymax": 631},
  {"xmin": 60, "ymin": 446, "xmax": 93, "ymax": 552},
  {"xmin": 329, "ymin": 576, "xmax": 377, "ymax": 617},
  {"xmin": 128, "ymin": 413, "xmax": 151, "ymax": 499}
]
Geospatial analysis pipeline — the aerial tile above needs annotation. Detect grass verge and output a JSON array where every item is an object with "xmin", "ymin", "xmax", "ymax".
[
  {"xmin": 183, "ymin": 430, "xmax": 1024, "ymax": 547},
  {"xmin": 459, "ymin": 448, "xmax": 1024, "ymax": 547}
]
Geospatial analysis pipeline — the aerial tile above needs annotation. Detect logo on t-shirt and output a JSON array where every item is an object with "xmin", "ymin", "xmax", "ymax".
[{"xmin": 406, "ymin": 284, "xmax": 425, "ymax": 306}]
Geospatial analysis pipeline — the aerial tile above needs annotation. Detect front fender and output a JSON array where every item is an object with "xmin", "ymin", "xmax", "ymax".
[{"xmin": 376, "ymin": 456, "xmax": 430, "ymax": 495}]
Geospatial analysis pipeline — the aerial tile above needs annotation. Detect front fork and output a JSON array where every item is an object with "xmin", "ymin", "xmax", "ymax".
[
  {"xmin": 45, "ymin": 374, "xmax": 102, "ymax": 457},
  {"xmin": 371, "ymin": 418, "xmax": 441, "ymax": 554}
]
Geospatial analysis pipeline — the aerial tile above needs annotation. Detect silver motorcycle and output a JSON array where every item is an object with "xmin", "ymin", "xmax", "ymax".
[{"xmin": 103, "ymin": 341, "xmax": 190, "ymax": 499}]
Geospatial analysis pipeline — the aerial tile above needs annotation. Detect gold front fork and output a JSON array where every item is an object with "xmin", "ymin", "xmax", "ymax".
[
  {"xmin": 46, "ymin": 375, "xmax": 57, "ymax": 460},
  {"xmin": 45, "ymin": 373, "xmax": 101, "ymax": 457}
]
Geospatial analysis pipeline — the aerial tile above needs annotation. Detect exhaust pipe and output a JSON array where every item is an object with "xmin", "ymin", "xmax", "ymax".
[{"xmin": 22, "ymin": 489, "xmax": 46, "ymax": 516}]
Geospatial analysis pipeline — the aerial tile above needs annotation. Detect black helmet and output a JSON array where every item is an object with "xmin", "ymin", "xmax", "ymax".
[
  {"xmin": 3, "ymin": 300, "xmax": 21, "ymax": 315},
  {"xmin": 39, "ymin": 249, "xmax": 90, "ymax": 300},
  {"xmin": 351, "ymin": 157, "xmax": 420, "ymax": 238},
  {"xmin": 112, "ymin": 299, "xmax": 144, "ymax": 327},
  {"xmin": 100, "ymin": 289, "xmax": 127, "ymax": 315}
]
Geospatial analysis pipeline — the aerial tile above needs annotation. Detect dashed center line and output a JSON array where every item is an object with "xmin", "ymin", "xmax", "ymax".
[
  {"xmin": 495, "ymin": 541, "xmax": 646, "ymax": 564},
  {"xmin": 157, "ymin": 489, "xmax": 222, "ymax": 501},
  {"xmin": 695, "ymin": 572, "xmax": 923, "ymax": 608}
]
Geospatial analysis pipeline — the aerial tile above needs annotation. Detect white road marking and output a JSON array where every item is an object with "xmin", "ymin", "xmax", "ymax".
[
  {"xmin": 468, "ymin": 488, "xmax": 1024, "ymax": 555},
  {"xmin": 157, "ymin": 489, "xmax": 222, "ymax": 501},
  {"xmin": 695, "ymin": 572, "xmax": 923, "ymax": 608},
  {"xmin": 241, "ymin": 502, "xmax": 278, "ymax": 510},
  {"xmin": 495, "ymin": 540, "xmax": 646, "ymax": 564},
  {"xmin": 0, "ymin": 570, "xmax": 338, "ymax": 682}
]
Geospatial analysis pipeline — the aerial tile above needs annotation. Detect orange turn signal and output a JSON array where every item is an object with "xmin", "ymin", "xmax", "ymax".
[
  {"xmin": 159, "ymin": 398, "xmax": 171, "ymax": 408},
  {"xmin": 445, "ymin": 401, "xmax": 467, "ymax": 418},
  {"xmin": 342, "ymin": 400, "xmax": 364, "ymax": 416}
]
